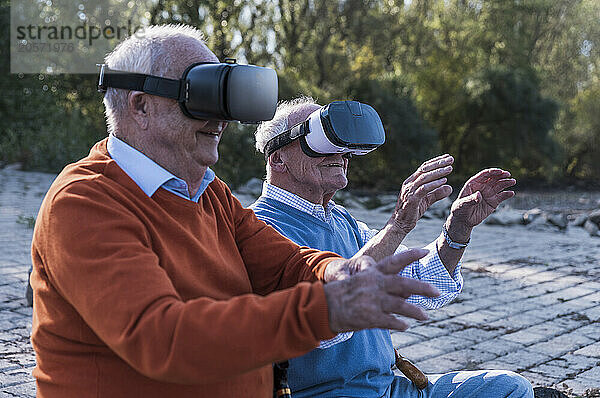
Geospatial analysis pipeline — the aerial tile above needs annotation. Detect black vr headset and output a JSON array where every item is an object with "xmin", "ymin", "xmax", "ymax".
[
  {"xmin": 97, "ymin": 59, "xmax": 278, "ymax": 123},
  {"xmin": 264, "ymin": 100, "xmax": 386, "ymax": 158}
]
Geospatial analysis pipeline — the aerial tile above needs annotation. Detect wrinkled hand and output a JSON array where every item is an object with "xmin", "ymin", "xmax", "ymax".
[
  {"xmin": 323, "ymin": 255, "xmax": 378, "ymax": 282},
  {"xmin": 323, "ymin": 249, "xmax": 440, "ymax": 333},
  {"xmin": 393, "ymin": 154, "xmax": 454, "ymax": 234},
  {"xmin": 449, "ymin": 168, "xmax": 516, "ymax": 232}
]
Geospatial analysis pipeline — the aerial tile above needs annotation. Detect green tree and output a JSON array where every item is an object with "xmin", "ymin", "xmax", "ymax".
[{"xmin": 560, "ymin": 83, "xmax": 600, "ymax": 179}]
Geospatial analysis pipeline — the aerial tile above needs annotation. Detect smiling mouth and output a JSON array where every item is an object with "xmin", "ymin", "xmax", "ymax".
[{"xmin": 323, "ymin": 163, "xmax": 343, "ymax": 167}]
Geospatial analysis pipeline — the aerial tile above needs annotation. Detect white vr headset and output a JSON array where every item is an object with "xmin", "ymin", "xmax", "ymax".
[{"xmin": 264, "ymin": 100, "xmax": 386, "ymax": 158}]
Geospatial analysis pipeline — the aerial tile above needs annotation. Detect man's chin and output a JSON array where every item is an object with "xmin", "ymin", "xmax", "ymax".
[
  {"xmin": 206, "ymin": 154, "xmax": 219, "ymax": 167},
  {"xmin": 197, "ymin": 152, "xmax": 219, "ymax": 168},
  {"xmin": 330, "ymin": 178, "xmax": 348, "ymax": 192}
]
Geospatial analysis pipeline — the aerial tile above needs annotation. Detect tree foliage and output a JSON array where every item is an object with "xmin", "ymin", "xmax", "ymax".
[{"xmin": 1, "ymin": 0, "xmax": 599, "ymax": 189}]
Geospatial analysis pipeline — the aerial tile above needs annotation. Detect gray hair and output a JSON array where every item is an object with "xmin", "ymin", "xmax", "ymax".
[
  {"xmin": 254, "ymin": 96, "xmax": 319, "ymax": 154},
  {"xmin": 102, "ymin": 24, "xmax": 205, "ymax": 135}
]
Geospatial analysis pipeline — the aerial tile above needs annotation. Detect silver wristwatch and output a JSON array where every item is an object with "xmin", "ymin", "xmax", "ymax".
[{"xmin": 442, "ymin": 224, "xmax": 469, "ymax": 249}]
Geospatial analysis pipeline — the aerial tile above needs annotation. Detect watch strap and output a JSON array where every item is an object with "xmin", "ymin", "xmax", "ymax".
[{"xmin": 442, "ymin": 224, "xmax": 469, "ymax": 249}]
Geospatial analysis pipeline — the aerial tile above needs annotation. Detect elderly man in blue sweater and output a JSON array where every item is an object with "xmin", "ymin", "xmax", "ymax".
[{"xmin": 250, "ymin": 97, "xmax": 533, "ymax": 397}]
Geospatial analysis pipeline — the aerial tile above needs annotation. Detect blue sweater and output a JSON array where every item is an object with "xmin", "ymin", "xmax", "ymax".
[{"xmin": 251, "ymin": 197, "xmax": 395, "ymax": 397}]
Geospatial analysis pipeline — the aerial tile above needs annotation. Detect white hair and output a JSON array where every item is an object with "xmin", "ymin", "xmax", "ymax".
[
  {"xmin": 102, "ymin": 24, "xmax": 205, "ymax": 135},
  {"xmin": 254, "ymin": 96, "xmax": 319, "ymax": 153}
]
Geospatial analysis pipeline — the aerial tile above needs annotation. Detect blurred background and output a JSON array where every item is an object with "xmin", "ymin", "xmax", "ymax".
[{"xmin": 1, "ymin": 0, "xmax": 599, "ymax": 193}]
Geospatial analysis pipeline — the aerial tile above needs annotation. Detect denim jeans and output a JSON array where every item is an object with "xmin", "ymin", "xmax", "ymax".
[{"xmin": 389, "ymin": 370, "xmax": 534, "ymax": 398}]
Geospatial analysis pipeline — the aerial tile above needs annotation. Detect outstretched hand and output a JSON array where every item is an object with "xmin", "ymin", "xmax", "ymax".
[
  {"xmin": 449, "ymin": 168, "xmax": 516, "ymax": 230},
  {"xmin": 323, "ymin": 249, "xmax": 440, "ymax": 333},
  {"xmin": 392, "ymin": 154, "xmax": 454, "ymax": 234}
]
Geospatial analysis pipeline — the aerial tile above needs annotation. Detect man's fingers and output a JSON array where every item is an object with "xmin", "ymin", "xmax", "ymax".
[
  {"xmin": 426, "ymin": 185, "xmax": 453, "ymax": 205},
  {"xmin": 414, "ymin": 178, "xmax": 449, "ymax": 198},
  {"xmin": 469, "ymin": 168, "xmax": 510, "ymax": 184},
  {"xmin": 454, "ymin": 191, "xmax": 481, "ymax": 210},
  {"xmin": 380, "ymin": 297, "xmax": 429, "ymax": 322},
  {"xmin": 404, "ymin": 154, "xmax": 454, "ymax": 184},
  {"xmin": 383, "ymin": 275, "xmax": 441, "ymax": 298},
  {"xmin": 376, "ymin": 248, "xmax": 429, "ymax": 274},
  {"xmin": 495, "ymin": 190, "xmax": 515, "ymax": 204},
  {"xmin": 379, "ymin": 313, "xmax": 411, "ymax": 332},
  {"xmin": 490, "ymin": 178, "xmax": 517, "ymax": 194},
  {"xmin": 419, "ymin": 154, "xmax": 454, "ymax": 173},
  {"xmin": 413, "ymin": 166, "xmax": 453, "ymax": 189}
]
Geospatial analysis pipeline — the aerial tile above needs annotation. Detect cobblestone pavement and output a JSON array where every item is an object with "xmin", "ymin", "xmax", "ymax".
[{"xmin": 1, "ymin": 168, "xmax": 599, "ymax": 397}]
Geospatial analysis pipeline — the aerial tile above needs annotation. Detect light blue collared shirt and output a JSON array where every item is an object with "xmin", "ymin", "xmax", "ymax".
[{"xmin": 107, "ymin": 134, "xmax": 215, "ymax": 202}]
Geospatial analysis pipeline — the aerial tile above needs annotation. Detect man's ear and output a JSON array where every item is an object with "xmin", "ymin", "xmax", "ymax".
[
  {"xmin": 268, "ymin": 151, "xmax": 286, "ymax": 173},
  {"xmin": 128, "ymin": 91, "xmax": 150, "ymax": 130}
]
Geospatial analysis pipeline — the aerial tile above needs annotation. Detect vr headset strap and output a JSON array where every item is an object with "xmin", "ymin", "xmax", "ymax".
[
  {"xmin": 263, "ymin": 121, "xmax": 309, "ymax": 159},
  {"xmin": 99, "ymin": 67, "xmax": 186, "ymax": 102}
]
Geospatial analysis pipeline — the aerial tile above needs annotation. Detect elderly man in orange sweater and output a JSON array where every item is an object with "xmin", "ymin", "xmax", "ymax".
[{"xmin": 29, "ymin": 25, "xmax": 441, "ymax": 397}]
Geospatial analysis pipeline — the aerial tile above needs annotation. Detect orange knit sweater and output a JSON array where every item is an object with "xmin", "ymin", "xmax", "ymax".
[{"xmin": 31, "ymin": 139, "xmax": 338, "ymax": 397}]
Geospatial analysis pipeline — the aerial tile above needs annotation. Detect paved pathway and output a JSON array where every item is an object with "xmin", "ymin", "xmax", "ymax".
[{"xmin": 0, "ymin": 168, "xmax": 599, "ymax": 397}]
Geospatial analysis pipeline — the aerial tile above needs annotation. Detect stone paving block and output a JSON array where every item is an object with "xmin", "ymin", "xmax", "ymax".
[
  {"xmin": 529, "ymin": 305, "xmax": 577, "ymax": 321},
  {"xmin": 0, "ymin": 343, "xmax": 24, "ymax": 356},
  {"xmin": 425, "ymin": 335, "xmax": 474, "ymax": 352},
  {"xmin": 551, "ymin": 314, "xmax": 592, "ymax": 330},
  {"xmin": 577, "ymin": 366, "xmax": 600, "ymax": 385},
  {"xmin": 460, "ymin": 296, "xmax": 500, "ymax": 309},
  {"xmin": 523, "ymin": 322, "xmax": 569, "ymax": 339},
  {"xmin": 391, "ymin": 332, "xmax": 423, "ymax": 348},
  {"xmin": 520, "ymin": 282, "xmax": 568, "ymax": 297},
  {"xmin": 449, "ymin": 327, "xmax": 505, "ymax": 343},
  {"xmin": 0, "ymin": 368, "xmax": 33, "ymax": 388},
  {"xmin": 407, "ymin": 325, "xmax": 448, "ymax": 339},
  {"xmin": 555, "ymin": 286, "xmax": 599, "ymax": 301},
  {"xmin": 519, "ymin": 370, "xmax": 561, "ymax": 388},
  {"xmin": 422, "ymin": 309, "xmax": 451, "ymax": 323},
  {"xmin": 0, "ymin": 332, "xmax": 21, "ymax": 342},
  {"xmin": 575, "ymin": 324, "xmax": 600, "ymax": 340},
  {"xmin": 487, "ymin": 312, "xmax": 545, "ymax": 331},
  {"xmin": 501, "ymin": 267, "xmax": 545, "ymax": 279},
  {"xmin": 400, "ymin": 342, "xmax": 446, "ymax": 362},
  {"xmin": 450, "ymin": 309, "xmax": 505, "ymax": 326},
  {"xmin": 461, "ymin": 278, "xmax": 506, "ymax": 294},
  {"xmin": 554, "ymin": 354, "xmax": 599, "ymax": 373},
  {"xmin": 0, "ymin": 358, "xmax": 21, "ymax": 373},
  {"xmin": 502, "ymin": 329, "xmax": 548, "ymax": 345},
  {"xmin": 438, "ymin": 348, "xmax": 498, "ymax": 369},
  {"xmin": 529, "ymin": 332, "xmax": 595, "ymax": 358},
  {"xmin": 477, "ymin": 359, "xmax": 521, "ymax": 371},
  {"xmin": 573, "ymin": 342, "xmax": 600, "ymax": 358},
  {"xmin": 471, "ymin": 338, "xmax": 524, "ymax": 356},
  {"xmin": 560, "ymin": 377, "xmax": 600, "ymax": 395},
  {"xmin": 577, "ymin": 281, "xmax": 600, "ymax": 291},
  {"xmin": 529, "ymin": 363, "xmax": 575, "ymax": 380},
  {"xmin": 1, "ymin": 381, "xmax": 36, "ymax": 397},
  {"xmin": 428, "ymin": 319, "xmax": 473, "ymax": 333},
  {"xmin": 523, "ymin": 271, "xmax": 564, "ymax": 285},
  {"xmin": 580, "ymin": 305, "xmax": 600, "ymax": 322},
  {"xmin": 434, "ymin": 302, "xmax": 481, "ymax": 317},
  {"xmin": 491, "ymin": 349, "xmax": 553, "ymax": 370},
  {"xmin": 415, "ymin": 355, "xmax": 463, "ymax": 374},
  {"xmin": 480, "ymin": 302, "xmax": 522, "ymax": 317},
  {"xmin": 12, "ymin": 307, "xmax": 32, "ymax": 318},
  {"xmin": 568, "ymin": 296, "xmax": 600, "ymax": 312}
]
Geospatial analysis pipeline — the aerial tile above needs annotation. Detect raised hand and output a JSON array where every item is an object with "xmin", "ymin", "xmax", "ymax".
[
  {"xmin": 449, "ymin": 168, "xmax": 516, "ymax": 230},
  {"xmin": 392, "ymin": 154, "xmax": 454, "ymax": 235},
  {"xmin": 323, "ymin": 249, "xmax": 440, "ymax": 333}
]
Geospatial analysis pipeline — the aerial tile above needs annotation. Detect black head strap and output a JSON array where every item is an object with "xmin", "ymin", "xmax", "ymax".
[
  {"xmin": 263, "ymin": 120, "xmax": 309, "ymax": 159},
  {"xmin": 97, "ymin": 64, "xmax": 187, "ymax": 102}
]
